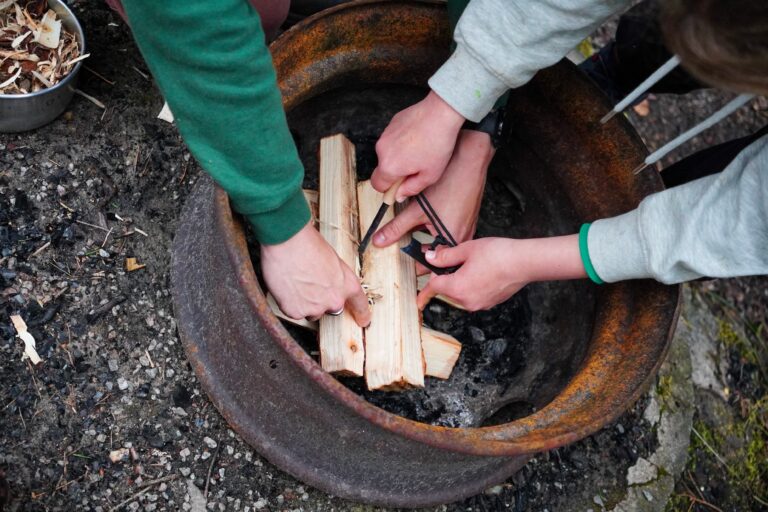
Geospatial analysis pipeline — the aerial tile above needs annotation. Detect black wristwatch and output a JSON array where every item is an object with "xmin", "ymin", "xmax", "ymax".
[{"xmin": 462, "ymin": 107, "xmax": 505, "ymax": 148}]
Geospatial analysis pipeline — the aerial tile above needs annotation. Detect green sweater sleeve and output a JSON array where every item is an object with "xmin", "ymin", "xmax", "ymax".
[{"xmin": 122, "ymin": 0, "xmax": 310, "ymax": 244}]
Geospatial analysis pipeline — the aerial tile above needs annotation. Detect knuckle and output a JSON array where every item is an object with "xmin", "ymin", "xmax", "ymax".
[{"xmin": 465, "ymin": 300, "xmax": 482, "ymax": 312}]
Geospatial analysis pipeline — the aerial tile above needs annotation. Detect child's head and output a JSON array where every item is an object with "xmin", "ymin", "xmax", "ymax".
[{"xmin": 662, "ymin": 0, "xmax": 768, "ymax": 95}]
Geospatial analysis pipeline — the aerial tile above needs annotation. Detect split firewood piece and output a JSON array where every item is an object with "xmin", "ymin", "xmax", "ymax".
[
  {"xmin": 416, "ymin": 274, "xmax": 466, "ymax": 311},
  {"xmin": 420, "ymin": 328, "xmax": 462, "ymax": 379},
  {"xmin": 358, "ymin": 181, "xmax": 424, "ymax": 390},
  {"xmin": 303, "ymin": 189, "xmax": 319, "ymax": 227},
  {"xmin": 317, "ymin": 135, "xmax": 365, "ymax": 376},
  {"xmin": 266, "ymin": 293, "xmax": 319, "ymax": 331},
  {"xmin": 266, "ymin": 294, "xmax": 460, "ymax": 379}
]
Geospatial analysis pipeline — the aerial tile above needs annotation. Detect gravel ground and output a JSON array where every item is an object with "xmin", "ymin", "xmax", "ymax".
[{"xmin": 1, "ymin": 2, "xmax": 766, "ymax": 511}]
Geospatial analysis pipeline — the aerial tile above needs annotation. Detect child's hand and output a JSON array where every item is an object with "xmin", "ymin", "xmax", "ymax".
[
  {"xmin": 373, "ymin": 129, "xmax": 494, "ymax": 253},
  {"xmin": 417, "ymin": 235, "xmax": 586, "ymax": 311}
]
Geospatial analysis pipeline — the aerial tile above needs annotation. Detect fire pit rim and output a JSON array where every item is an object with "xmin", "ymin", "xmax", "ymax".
[{"xmin": 198, "ymin": 0, "xmax": 681, "ymax": 458}]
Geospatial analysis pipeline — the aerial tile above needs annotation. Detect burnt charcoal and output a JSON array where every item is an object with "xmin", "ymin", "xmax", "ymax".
[
  {"xmin": 172, "ymin": 383, "xmax": 193, "ymax": 408},
  {"xmin": 27, "ymin": 302, "xmax": 61, "ymax": 327}
]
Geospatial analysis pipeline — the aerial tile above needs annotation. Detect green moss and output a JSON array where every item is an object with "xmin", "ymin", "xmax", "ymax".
[
  {"xmin": 656, "ymin": 375, "xmax": 675, "ymax": 411},
  {"xmin": 664, "ymin": 493, "xmax": 691, "ymax": 512},
  {"xmin": 718, "ymin": 320, "xmax": 758, "ymax": 365},
  {"xmin": 686, "ymin": 401, "xmax": 768, "ymax": 507}
]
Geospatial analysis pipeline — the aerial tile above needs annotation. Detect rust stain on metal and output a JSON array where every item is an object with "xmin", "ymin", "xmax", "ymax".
[{"xmin": 170, "ymin": 0, "xmax": 680, "ymax": 507}]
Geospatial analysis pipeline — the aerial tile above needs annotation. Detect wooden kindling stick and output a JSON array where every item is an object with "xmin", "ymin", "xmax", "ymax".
[
  {"xmin": 317, "ymin": 135, "xmax": 365, "ymax": 376},
  {"xmin": 358, "ymin": 180, "xmax": 424, "ymax": 390}
]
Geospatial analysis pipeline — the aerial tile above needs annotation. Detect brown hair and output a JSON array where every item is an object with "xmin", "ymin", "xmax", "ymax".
[{"xmin": 661, "ymin": 0, "xmax": 768, "ymax": 95}]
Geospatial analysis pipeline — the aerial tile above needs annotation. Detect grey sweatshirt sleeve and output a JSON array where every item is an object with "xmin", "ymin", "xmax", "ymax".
[
  {"xmin": 429, "ymin": 0, "xmax": 630, "ymax": 121},
  {"xmin": 588, "ymin": 136, "xmax": 768, "ymax": 284}
]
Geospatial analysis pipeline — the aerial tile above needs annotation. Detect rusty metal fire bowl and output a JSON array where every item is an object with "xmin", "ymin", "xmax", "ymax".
[{"xmin": 171, "ymin": 1, "xmax": 680, "ymax": 507}]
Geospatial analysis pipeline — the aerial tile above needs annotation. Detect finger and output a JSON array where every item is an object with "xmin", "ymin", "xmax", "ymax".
[
  {"xmin": 370, "ymin": 166, "xmax": 396, "ymax": 193},
  {"xmin": 395, "ymin": 174, "xmax": 432, "ymax": 203},
  {"xmin": 373, "ymin": 202, "xmax": 424, "ymax": 247},
  {"xmin": 415, "ymin": 262, "xmax": 430, "ymax": 276},
  {"xmin": 424, "ymin": 243, "xmax": 470, "ymax": 268},
  {"xmin": 417, "ymin": 274, "xmax": 448, "ymax": 310},
  {"xmin": 345, "ymin": 285, "xmax": 372, "ymax": 328}
]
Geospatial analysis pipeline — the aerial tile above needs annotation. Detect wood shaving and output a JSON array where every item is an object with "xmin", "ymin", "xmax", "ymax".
[
  {"xmin": 125, "ymin": 257, "xmax": 146, "ymax": 272},
  {"xmin": 10, "ymin": 314, "xmax": 42, "ymax": 364},
  {"xmin": 0, "ymin": 0, "xmax": 85, "ymax": 94}
]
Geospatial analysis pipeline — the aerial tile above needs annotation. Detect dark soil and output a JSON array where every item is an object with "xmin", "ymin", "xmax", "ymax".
[{"xmin": 0, "ymin": 1, "xmax": 765, "ymax": 511}]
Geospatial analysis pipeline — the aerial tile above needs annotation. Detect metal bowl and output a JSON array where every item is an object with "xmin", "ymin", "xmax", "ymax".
[{"xmin": 0, "ymin": 0, "xmax": 86, "ymax": 133}]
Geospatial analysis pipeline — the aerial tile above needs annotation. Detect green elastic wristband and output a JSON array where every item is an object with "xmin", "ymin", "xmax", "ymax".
[{"xmin": 579, "ymin": 223, "xmax": 604, "ymax": 285}]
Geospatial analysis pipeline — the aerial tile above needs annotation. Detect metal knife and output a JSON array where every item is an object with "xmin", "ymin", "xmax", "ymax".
[{"xmin": 358, "ymin": 177, "xmax": 404, "ymax": 256}]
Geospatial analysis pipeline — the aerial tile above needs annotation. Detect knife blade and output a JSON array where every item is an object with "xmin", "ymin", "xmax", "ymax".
[{"xmin": 358, "ymin": 177, "xmax": 404, "ymax": 256}]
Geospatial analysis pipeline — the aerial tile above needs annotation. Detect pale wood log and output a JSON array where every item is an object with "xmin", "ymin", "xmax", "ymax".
[
  {"xmin": 395, "ymin": 201, "xmax": 426, "ymax": 386},
  {"xmin": 317, "ymin": 135, "xmax": 365, "ymax": 376},
  {"xmin": 267, "ymin": 293, "xmax": 319, "ymax": 331},
  {"xmin": 303, "ymin": 189, "xmax": 319, "ymax": 227},
  {"xmin": 266, "ymin": 296, "xmax": 460, "ymax": 380},
  {"xmin": 420, "ymin": 327, "xmax": 462, "ymax": 379},
  {"xmin": 358, "ymin": 181, "xmax": 424, "ymax": 390}
]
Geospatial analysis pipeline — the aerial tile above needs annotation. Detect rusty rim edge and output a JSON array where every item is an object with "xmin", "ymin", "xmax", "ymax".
[
  {"xmin": 209, "ymin": 0, "xmax": 681, "ymax": 458},
  {"xmin": 172, "ymin": 187, "xmax": 531, "ymax": 507}
]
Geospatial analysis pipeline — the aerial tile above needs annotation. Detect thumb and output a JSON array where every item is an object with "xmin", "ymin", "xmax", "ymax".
[
  {"xmin": 373, "ymin": 202, "xmax": 423, "ymax": 247},
  {"xmin": 371, "ymin": 166, "xmax": 396, "ymax": 193},
  {"xmin": 425, "ymin": 243, "xmax": 469, "ymax": 268}
]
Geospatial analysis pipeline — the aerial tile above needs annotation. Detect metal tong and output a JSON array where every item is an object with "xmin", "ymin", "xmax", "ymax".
[{"xmin": 400, "ymin": 192, "xmax": 461, "ymax": 275}]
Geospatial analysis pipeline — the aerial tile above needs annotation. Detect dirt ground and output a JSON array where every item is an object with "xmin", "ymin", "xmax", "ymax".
[{"xmin": 1, "ymin": 1, "xmax": 766, "ymax": 511}]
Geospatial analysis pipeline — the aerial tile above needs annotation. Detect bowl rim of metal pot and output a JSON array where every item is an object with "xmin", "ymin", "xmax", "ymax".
[{"xmin": 0, "ymin": 0, "xmax": 86, "ymax": 99}]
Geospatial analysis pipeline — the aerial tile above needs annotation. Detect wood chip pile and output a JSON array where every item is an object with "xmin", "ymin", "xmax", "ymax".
[{"xmin": 0, "ymin": 0, "xmax": 87, "ymax": 94}]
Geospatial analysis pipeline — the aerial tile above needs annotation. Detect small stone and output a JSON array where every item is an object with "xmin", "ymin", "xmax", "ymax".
[
  {"xmin": 468, "ymin": 326, "xmax": 485, "ymax": 343},
  {"xmin": 428, "ymin": 303, "xmax": 445, "ymax": 315},
  {"xmin": 203, "ymin": 437, "xmax": 217, "ymax": 449},
  {"xmin": 593, "ymin": 495, "xmax": 604, "ymax": 507},
  {"xmin": 485, "ymin": 338, "xmax": 508, "ymax": 359},
  {"xmin": 148, "ymin": 436, "xmax": 166, "ymax": 449},
  {"xmin": 108, "ymin": 359, "xmax": 119, "ymax": 372},
  {"xmin": 616, "ymin": 423, "xmax": 625, "ymax": 434},
  {"xmin": 180, "ymin": 467, "xmax": 191, "ymax": 477},
  {"xmin": 643, "ymin": 396, "xmax": 661, "ymax": 426},
  {"xmin": 484, "ymin": 485, "xmax": 503, "ymax": 495},
  {"xmin": 627, "ymin": 458, "xmax": 658, "ymax": 486},
  {"xmin": 117, "ymin": 378, "xmax": 129, "ymax": 391},
  {"xmin": 98, "ymin": 249, "xmax": 110, "ymax": 258},
  {"xmin": 109, "ymin": 448, "xmax": 130, "ymax": 463},
  {"xmin": 179, "ymin": 448, "xmax": 191, "ymax": 459},
  {"xmin": 97, "ymin": 434, "xmax": 107, "ymax": 443},
  {"xmin": 642, "ymin": 490, "xmax": 654, "ymax": 502},
  {"xmin": 254, "ymin": 498, "xmax": 268, "ymax": 510}
]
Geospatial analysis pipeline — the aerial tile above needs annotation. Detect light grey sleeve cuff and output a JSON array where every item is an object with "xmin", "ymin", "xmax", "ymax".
[
  {"xmin": 427, "ymin": 45, "xmax": 509, "ymax": 122},
  {"xmin": 588, "ymin": 210, "xmax": 653, "ymax": 283}
]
